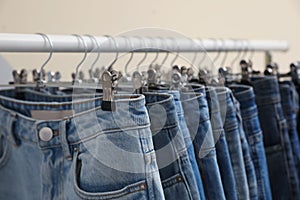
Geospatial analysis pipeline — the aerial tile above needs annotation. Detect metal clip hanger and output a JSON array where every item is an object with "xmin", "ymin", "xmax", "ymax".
[{"xmin": 101, "ymin": 35, "xmax": 122, "ymax": 111}]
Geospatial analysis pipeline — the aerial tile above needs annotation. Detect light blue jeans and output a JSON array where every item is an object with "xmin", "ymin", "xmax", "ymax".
[{"xmin": 0, "ymin": 90, "xmax": 165, "ymax": 200}]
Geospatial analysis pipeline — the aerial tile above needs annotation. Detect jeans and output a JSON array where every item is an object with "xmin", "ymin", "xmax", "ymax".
[
  {"xmin": 181, "ymin": 90, "xmax": 226, "ymax": 200},
  {"xmin": 156, "ymin": 90, "xmax": 205, "ymax": 200},
  {"xmin": 232, "ymin": 92, "xmax": 259, "ymax": 200},
  {"xmin": 279, "ymin": 81, "xmax": 300, "ymax": 180},
  {"xmin": 205, "ymin": 87, "xmax": 238, "ymax": 200},
  {"xmin": 0, "ymin": 90, "xmax": 165, "ymax": 200},
  {"xmin": 144, "ymin": 92, "xmax": 201, "ymax": 200},
  {"xmin": 230, "ymin": 84, "xmax": 272, "ymax": 200},
  {"xmin": 252, "ymin": 76, "xmax": 300, "ymax": 199},
  {"xmin": 213, "ymin": 87, "xmax": 250, "ymax": 200}
]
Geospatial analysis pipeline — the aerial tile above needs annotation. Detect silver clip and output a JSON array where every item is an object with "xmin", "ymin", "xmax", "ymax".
[
  {"xmin": 33, "ymin": 69, "xmax": 45, "ymax": 83},
  {"xmin": 171, "ymin": 71, "xmax": 182, "ymax": 89},
  {"xmin": 12, "ymin": 69, "xmax": 27, "ymax": 84},
  {"xmin": 132, "ymin": 71, "xmax": 143, "ymax": 89},
  {"xmin": 101, "ymin": 69, "xmax": 122, "ymax": 111},
  {"xmin": 147, "ymin": 68, "xmax": 157, "ymax": 88}
]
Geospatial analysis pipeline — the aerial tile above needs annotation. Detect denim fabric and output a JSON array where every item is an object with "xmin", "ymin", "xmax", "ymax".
[
  {"xmin": 0, "ymin": 91, "xmax": 165, "ymax": 200},
  {"xmin": 211, "ymin": 87, "xmax": 250, "ymax": 200},
  {"xmin": 279, "ymin": 82, "xmax": 300, "ymax": 180},
  {"xmin": 232, "ymin": 92, "xmax": 258, "ymax": 200},
  {"xmin": 144, "ymin": 93, "xmax": 201, "ymax": 200},
  {"xmin": 252, "ymin": 76, "xmax": 300, "ymax": 199},
  {"xmin": 181, "ymin": 91, "xmax": 226, "ymax": 200},
  {"xmin": 204, "ymin": 87, "xmax": 238, "ymax": 200},
  {"xmin": 230, "ymin": 84, "xmax": 272, "ymax": 200},
  {"xmin": 165, "ymin": 90, "xmax": 205, "ymax": 200}
]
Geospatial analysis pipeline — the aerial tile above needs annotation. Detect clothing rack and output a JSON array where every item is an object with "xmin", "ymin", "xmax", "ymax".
[{"xmin": 0, "ymin": 33, "xmax": 289, "ymax": 53}]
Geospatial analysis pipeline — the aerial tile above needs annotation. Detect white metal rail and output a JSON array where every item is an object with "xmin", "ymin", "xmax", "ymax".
[{"xmin": 0, "ymin": 33, "xmax": 289, "ymax": 53}]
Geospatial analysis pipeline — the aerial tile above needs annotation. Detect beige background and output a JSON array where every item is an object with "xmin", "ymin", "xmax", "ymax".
[{"xmin": 0, "ymin": 0, "xmax": 299, "ymax": 80}]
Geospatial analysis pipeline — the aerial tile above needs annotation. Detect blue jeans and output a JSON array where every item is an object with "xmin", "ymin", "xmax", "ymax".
[
  {"xmin": 232, "ymin": 92, "xmax": 259, "ymax": 200},
  {"xmin": 203, "ymin": 87, "xmax": 238, "ymax": 200},
  {"xmin": 144, "ymin": 92, "xmax": 201, "ymax": 200},
  {"xmin": 0, "ymin": 90, "xmax": 165, "ymax": 200},
  {"xmin": 181, "ymin": 90, "xmax": 226, "ymax": 200},
  {"xmin": 252, "ymin": 76, "xmax": 300, "ymax": 199},
  {"xmin": 212, "ymin": 87, "xmax": 250, "ymax": 200},
  {"xmin": 156, "ymin": 90, "xmax": 205, "ymax": 200},
  {"xmin": 279, "ymin": 81, "xmax": 300, "ymax": 181},
  {"xmin": 230, "ymin": 84, "xmax": 272, "ymax": 200}
]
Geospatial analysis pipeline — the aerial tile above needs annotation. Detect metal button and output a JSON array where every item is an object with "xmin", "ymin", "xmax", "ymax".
[{"xmin": 39, "ymin": 127, "xmax": 53, "ymax": 142}]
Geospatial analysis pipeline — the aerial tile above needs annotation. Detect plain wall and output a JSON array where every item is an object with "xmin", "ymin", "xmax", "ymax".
[{"xmin": 0, "ymin": 0, "xmax": 299, "ymax": 80}]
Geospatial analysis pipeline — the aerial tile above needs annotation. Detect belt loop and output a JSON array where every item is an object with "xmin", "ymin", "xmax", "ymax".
[
  {"xmin": 59, "ymin": 120, "xmax": 72, "ymax": 160},
  {"xmin": 0, "ymin": 110, "xmax": 19, "ymax": 147}
]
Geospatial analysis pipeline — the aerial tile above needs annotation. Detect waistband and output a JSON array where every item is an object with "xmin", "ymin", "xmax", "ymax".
[
  {"xmin": 181, "ymin": 92, "xmax": 208, "ymax": 120},
  {"xmin": 251, "ymin": 76, "xmax": 281, "ymax": 105},
  {"xmin": 279, "ymin": 83, "xmax": 295, "ymax": 114},
  {"xmin": 144, "ymin": 93, "xmax": 178, "ymax": 133},
  {"xmin": 0, "ymin": 90, "xmax": 150, "ymax": 149},
  {"xmin": 215, "ymin": 87, "xmax": 235, "ymax": 125},
  {"xmin": 205, "ymin": 86, "xmax": 220, "ymax": 113},
  {"xmin": 229, "ymin": 84, "xmax": 256, "ymax": 109},
  {"xmin": 181, "ymin": 83, "xmax": 206, "ymax": 95}
]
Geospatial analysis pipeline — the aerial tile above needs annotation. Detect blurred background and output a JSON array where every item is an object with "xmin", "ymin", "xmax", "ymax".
[{"xmin": 0, "ymin": 0, "xmax": 299, "ymax": 80}]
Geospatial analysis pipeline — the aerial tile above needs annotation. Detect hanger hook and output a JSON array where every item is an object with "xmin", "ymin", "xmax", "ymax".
[
  {"xmin": 104, "ymin": 35, "xmax": 119, "ymax": 71},
  {"xmin": 241, "ymin": 39, "xmax": 249, "ymax": 59},
  {"xmin": 170, "ymin": 37, "xmax": 179, "ymax": 67},
  {"xmin": 249, "ymin": 43, "xmax": 255, "ymax": 60},
  {"xmin": 230, "ymin": 39, "xmax": 243, "ymax": 67},
  {"xmin": 72, "ymin": 34, "xmax": 88, "ymax": 81},
  {"xmin": 136, "ymin": 36, "xmax": 148, "ymax": 71},
  {"xmin": 122, "ymin": 36, "xmax": 134, "ymax": 76},
  {"xmin": 84, "ymin": 34, "xmax": 100, "ymax": 78},
  {"xmin": 149, "ymin": 37, "xmax": 159, "ymax": 66},
  {"xmin": 36, "ymin": 33, "xmax": 53, "ymax": 81},
  {"xmin": 190, "ymin": 38, "xmax": 199, "ymax": 68},
  {"xmin": 197, "ymin": 38, "xmax": 206, "ymax": 68},
  {"xmin": 160, "ymin": 37, "xmax": 170, "ymax": 67},
  {"xmin": 220, "ymin": 39, "xmax": 228, "ymax": 67},
  {"xmin": 212, "ymin": 38, "xmax": 221, "ymax": 63}
]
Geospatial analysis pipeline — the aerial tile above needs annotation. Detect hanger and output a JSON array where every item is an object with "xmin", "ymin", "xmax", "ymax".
[
  {"xmin": 0, "ymin": 33, "xmax": 54, "ymax": 97},
  {"xmin": 157, "ymin": 38, "xmax": 170, "ymax": 84},
  {"xmin": 122, "ymin": 36, "xmax": 134, "ymax": 81},
  {"xmin": 130, "ymin": 36, "xmax": 149, "ymax": 93},
  {"xmin": 84, "ymin": 34, "xmax": 101, "ymax": 83},
  {"xmin": 101, "ymin": 35, "xmax": 122, "ymax": 111},
  {"xmin": 196, "ymin": 38, "xmax": 209, "ymax": 85},
  {"xmin": 71, "ymin": 34, "xmax": 88, "ymax": 84}
]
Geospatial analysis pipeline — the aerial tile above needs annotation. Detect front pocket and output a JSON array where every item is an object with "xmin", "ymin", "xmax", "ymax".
[
  {"xmin": 162, "ymin": 173, "xmax": 190, "ymax": 200},
  {"xmin": 72, "ymin": 150, "xmax": 148, "ymax": 200},
  {"xmin": 0, "ymin": 134, "xmax": 11, "ymax": 169}
]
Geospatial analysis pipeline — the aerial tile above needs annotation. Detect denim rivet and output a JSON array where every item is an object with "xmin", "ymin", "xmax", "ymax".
[
  {"xmin": 39, "ymin": 127, "xmax": 53, "ymax": 142},
  {"xmin": 140, "ymin": 183, "xmax": 146, "ymax": 189},
  {"xmin": 177, "ymin": 176, "xmax": 182, "ymax": 182},
  {"xmin": 74, "ymin": 147, "xmax": 79, "ymax": 152},
  {"xmin": 66, "ymin": 155, "xmax": 72, "ymax": 161}
]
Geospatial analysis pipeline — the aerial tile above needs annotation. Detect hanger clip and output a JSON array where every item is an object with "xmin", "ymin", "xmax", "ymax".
[
  {"xmin": 32, "ymin": 69, "xmax": 47, "ymax": 89},
  {"xmin": 101, "ymin": 69, "xmax": 122, "ymax": 111},
  {"xmin": 10, "ymin": 69, "xmax": 28, "ymax": 85},
  {"xmin": 240, "ymin": 60, "xmax": 252, "ymax": 81},
  {"xmin": 132, "ymin": 71, "xmax": 145, "ymax": 94},
  {"xmin": 147, "ymin": 68, "xmax": 158, "ymax": 89},
  {"xmin": 290, "ymin": 61, "xmax": 300, "ymax": 85},
  {"xmin": 264, "ymin": 62, "xmax": 279, "ymax": 77}
]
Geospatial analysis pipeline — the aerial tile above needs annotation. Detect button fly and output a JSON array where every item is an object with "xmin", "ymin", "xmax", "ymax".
[{"xmin": 39, "ymin": 127, "xmax": 53, "ymax": 142}]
